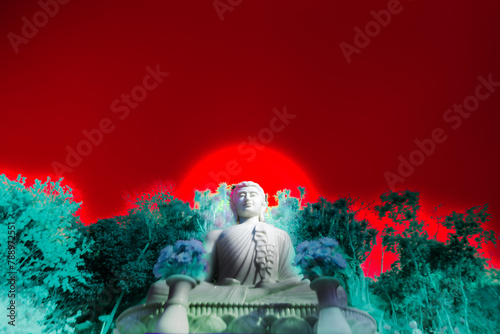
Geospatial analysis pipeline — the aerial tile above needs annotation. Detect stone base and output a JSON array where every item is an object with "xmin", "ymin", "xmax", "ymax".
[{"xmin": 115, "ymin": 301, "xmax": 377, "ymax": 334}]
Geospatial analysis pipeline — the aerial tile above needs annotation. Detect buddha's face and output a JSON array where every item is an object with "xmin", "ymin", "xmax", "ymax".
[{"xmin": 234, "ymin": 186, "xmax": 266, "ymax": 219}]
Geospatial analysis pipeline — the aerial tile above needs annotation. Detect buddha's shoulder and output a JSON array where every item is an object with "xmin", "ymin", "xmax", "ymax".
[
  {"xmin": 257, "ymin": 222, "xmax": 292, "ymax": 241},
  {"xmin": 209, "ymin": 222, "xmax": 290, "ymax": 239},
  {"xmin": 205, "ymin": 229, "xmax": 223, "ymax": 246},
  {"xmin": 206, "ymin": 224, "xmax": 240, "ymax": 241},
  {"xmin": 269, "ymin": 225, "xmax": 292, "ymax": 240}
]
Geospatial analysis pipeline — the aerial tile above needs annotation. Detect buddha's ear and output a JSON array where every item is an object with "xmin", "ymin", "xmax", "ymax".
[{"xmin": 259, "ymin": 201, "xmax": 267, "ymax": 222}]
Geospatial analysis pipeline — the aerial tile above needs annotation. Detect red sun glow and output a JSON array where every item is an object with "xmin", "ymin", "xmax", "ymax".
[{"xmin": 176, "ymin": 146, "xmax": 319, "ymax": 206}]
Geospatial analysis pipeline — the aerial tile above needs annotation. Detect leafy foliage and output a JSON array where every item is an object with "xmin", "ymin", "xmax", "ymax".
[
  {"xmin": 193, "ymin": 183, "xmax": 235, "ymax": 233},
  {"xmin": 372, "ymin": 190, "xmax": 499, "ymax": 334},
  {"xmin": 266, "ymin": 189, "xmax": 303, "ymax": 243},
  {"xmin": 297, "ymin": 197, "xmax": 378, "ymax": 264},
  {"xmin": 79, "ymin": 191, "xmax": 203, "ymax": 331},
  {"xmin": 0, "ymin": 174, "xmax": 92, "ymax": 333},
  {"xmin": 291, "ymin": 196, "xmax": 378, "ymax": 308}
]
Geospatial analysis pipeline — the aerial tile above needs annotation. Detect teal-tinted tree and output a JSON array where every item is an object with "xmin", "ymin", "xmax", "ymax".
[
  {"xmin": 266, "ymin": 188, "xmax": 303, "ymax": 244},
  {"xmin": 131, "ymin": 182, "xmax": 202, "ymax": 243},
  {"xmin": 432, "ymin": 205, "xmax": 498, "ymax": 333},
  {"xmin": 295, "ymin": 196, "xmax": 378, "ymax": 309},
  {"xmin": 79, "ymin": 186, "xmax": 202, "ymax": 333},
  {"xmin": 371, "ymin": 190, "xmax": 499, "ymax": 334},
  {"xmin": 0, "ymin": 174, "xmax": 93, "ymax": 333},
  {"xmin": 372, "ymin": 190, "xmax": 449, "ymax": 332},
  {"xmin": 193, "ymin": 183, "xmax": 234, "ymax": 234}
]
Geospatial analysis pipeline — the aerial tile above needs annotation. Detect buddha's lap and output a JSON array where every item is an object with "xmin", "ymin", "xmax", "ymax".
[{"xmin": 146, "ymin": 278, "xmax": 317, "ymax": 305}]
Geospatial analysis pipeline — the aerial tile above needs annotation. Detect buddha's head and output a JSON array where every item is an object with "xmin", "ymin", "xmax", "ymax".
[{"xmin": 230, "ymin": 181, "xmax": 267, "ymax": 223}]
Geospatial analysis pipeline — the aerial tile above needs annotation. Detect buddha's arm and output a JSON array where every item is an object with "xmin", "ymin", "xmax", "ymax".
[
  {"xmin": 278, "ymin": 232, "xmax": 300, "ymax": 280},
  {"xmin": 204, "ymin": 229, "xmax": 223, "ymax": 283}
]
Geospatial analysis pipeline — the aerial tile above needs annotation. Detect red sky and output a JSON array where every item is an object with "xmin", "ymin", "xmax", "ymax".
[{"xmin": 1, "ymin": 0, "xmax": 499, "ymax": 270}]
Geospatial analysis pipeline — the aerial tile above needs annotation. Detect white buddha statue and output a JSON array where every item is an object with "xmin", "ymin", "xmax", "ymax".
[
  {"xmin": 206, "ymin": 181, "xmax": 299, "ymax": 286},
  {"xmin": 147, "ymin": 181, "xmax": 316, "ymax": 305}
]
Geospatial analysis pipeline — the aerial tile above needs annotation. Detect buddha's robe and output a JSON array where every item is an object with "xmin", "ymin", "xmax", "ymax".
[
  {"xmin": 210, "ymin": 221, "xmax": 298, "ymax": 285},
  {"xmin": 147, "ymin": 221, "xmax": 317, "ymax": 304}
]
